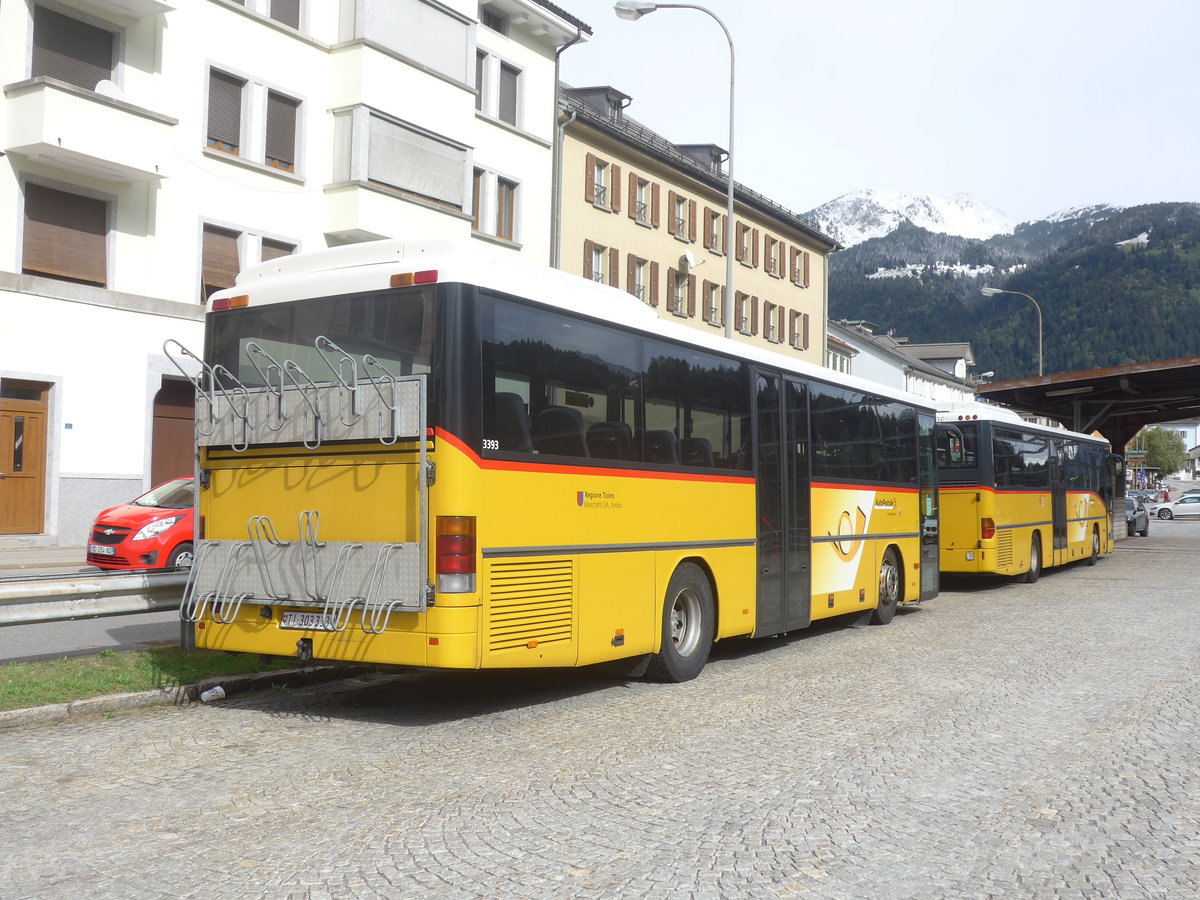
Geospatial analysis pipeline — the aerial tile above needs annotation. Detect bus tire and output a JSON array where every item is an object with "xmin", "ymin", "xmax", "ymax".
[
  {"xmin": 870, "ymin": 547, "xmax": 901, "ymax": 625},
  {"xmin": 1022, "ymin": 536, "xmax": 1041, "ymax": 583},
  {"xmin": 646, "ymin": 562, "xmax": 715, "ymax": 683},
  {"xmin": 1087, "ymin": 528, "xmax": 1100, "ymax": 566}
]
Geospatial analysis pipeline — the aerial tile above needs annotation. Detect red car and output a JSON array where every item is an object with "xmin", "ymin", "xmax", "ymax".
[{"xmin": 87, "ymin": 477, "xmax": 195, "ymax": 570}]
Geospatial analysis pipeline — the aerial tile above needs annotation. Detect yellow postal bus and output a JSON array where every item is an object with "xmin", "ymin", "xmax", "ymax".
[
  {"xmin": 935, "ymin": 406, "xmax": 1115, "ymax": 582},
  {"xmin": 173, "ymin": 240, "xmax": 939, "ymax": 681}
]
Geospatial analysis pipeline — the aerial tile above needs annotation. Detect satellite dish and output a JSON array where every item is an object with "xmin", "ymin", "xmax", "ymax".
[
  {"xmin": 94, "ymin": 80, "xmax": 124, "ymax": 100},
  {"xmin": 681, "ymin": 250, "xmax": 697, "ymax": 271}
]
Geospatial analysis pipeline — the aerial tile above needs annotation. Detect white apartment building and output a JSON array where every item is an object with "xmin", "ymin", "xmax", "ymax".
[{"xmin": 0, "ymin": 0, "xmax": 590, "ymax": 547}]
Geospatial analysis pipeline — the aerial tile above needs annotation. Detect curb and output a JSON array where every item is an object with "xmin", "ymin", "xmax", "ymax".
[{"xmin": 0, "ymin": 663, "xmax": 373, "ymax": 730}]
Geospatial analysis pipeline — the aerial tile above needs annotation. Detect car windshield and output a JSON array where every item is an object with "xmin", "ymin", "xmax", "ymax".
[{"xmin": 133, "ymin": 479, "xmax": 193, "ymax": 509}]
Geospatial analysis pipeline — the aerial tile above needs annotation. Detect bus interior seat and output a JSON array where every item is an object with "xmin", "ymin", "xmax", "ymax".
[
  {"xmin": 587, "ymin": 420, "xmax": 633, "ymax": 460},
  {"xmin": 642, "ymin": 430, "xmax": 679, "ymax": 465},
  {"xmin": 493, "ymin": 392, "xmax": 532, "ymax": 452},
  {"xmin": 679, "ymin": 437, "xmax": 714, "ymax": 467},
  {"xmin": 533, "ymin": 406, "xmax": 590, "ymax": 457}
]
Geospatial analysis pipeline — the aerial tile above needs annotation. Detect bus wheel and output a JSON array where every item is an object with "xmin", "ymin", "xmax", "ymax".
[
  {"xmin": 1087, "ymin": 528, "xmax": 1100, "ymax": 566},
  {"xmin": 870, "ymin": 547, "xmax": 901, "ymax": 625},
  {"xmin": 646, "ymin": 563, "xmax": 715, "ymax": 683},
  {"xmin": 1023, "ymin": 537, "xmax": 1041, "ymax": 583}
]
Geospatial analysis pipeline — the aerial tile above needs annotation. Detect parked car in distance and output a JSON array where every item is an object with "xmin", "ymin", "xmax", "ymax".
[
  {"xmin": 87, "ymin": 477, "xmax": 195, "ymax": 570},
  {"xmin": 1149, "ymin": 494, "xmax": 1200, "ymax": 520},
  {"xmin": 1124, "ymin": 496, "xmax": 1150, "ymax": 536}
]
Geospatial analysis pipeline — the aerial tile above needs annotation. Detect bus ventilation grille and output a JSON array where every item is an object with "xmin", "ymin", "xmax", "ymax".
[
  {"xmin": 487, "ymin": 558, "xmax": 575, "ymax": 651},
  {"xmin": 996, "ymin": 530, "xmax": 1014, "ymax": 567}
]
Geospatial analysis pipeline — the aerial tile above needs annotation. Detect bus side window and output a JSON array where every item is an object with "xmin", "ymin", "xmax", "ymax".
[{"xmin": 493, "ymin": 392, "xmax": 533, "ymax": 453}]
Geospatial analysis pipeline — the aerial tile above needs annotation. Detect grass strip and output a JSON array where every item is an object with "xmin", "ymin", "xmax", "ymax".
[{"xmin": 0, "ymin": 647, "xmax": 297, "ymax": 711}]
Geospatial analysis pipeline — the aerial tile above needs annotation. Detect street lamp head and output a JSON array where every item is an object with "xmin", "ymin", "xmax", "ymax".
[
  {"xmin": 980, "ymin": 287, "xmax": 1003, "ymax": 297},
  {"xmin": 614, "ymin": 1, "xmax": 658, "ymax": 20}
]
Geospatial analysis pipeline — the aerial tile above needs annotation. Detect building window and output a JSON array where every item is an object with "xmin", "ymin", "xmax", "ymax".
[
  {"xmin": 260, "ymin": 238, "xmax": 296, "ymax": 261},
  {"xmin": 201, "ymin": 225, "xmax": 240, "ymax": 302},
  {"xmin": 791, "ymin": 247, "xmax": 811, "ymax": 287},
  {"xmin": 634, "ymin": 177, "xmax": 649, "ymax": 225},
  {"xmin": 736, "ymin": 223, "xmax": 759, "ymax": 266},
  {"xmin": 591, "ymin": 158, "xmax": 608, "ymax": 208},
  {"xmin": 628, "ymin": 256, "xmax": 649, "ymax": 301},
  {"xmin": 265, "ymin": 90, "xmax": 299, "ymax": 172},
  {"xmin": 827, "ymin": 349, "xmax": 851, "ymax": 374},
  {"xmin": 498, "ymin": 62, "xmax": 519, "ymax": 127},
  {"xmin": 207, "ymin": 70, "xmax": 245, "ymax": 156},
  {"xmin": 789, "ymin": 310, "xmax": 809, "ymax": 350},
  {"xmin": 481, "ymin": 7, "xmax": 508, "ymax": 34},
  {"xmin": 765, "ymin": 236, "xmax": 783, "ymax": 277},
  {"xmin": 763, "ymin": 302, "xmax": 782, "ymax": 343},
  {"xmin": 584, "ymin": 240, "xmax": 616, "ymax": 285},
  {"xmin": 22, "ymin": 183, "xmax": 108, "ymax": 287},
  {"xmin": 31, "ymin": 6, "xmax": 115, "ymax": 92},
  {"xmin": 703, "ymin": 281, "xmax": 723, "ymax": 327},
  {"xmin": 268, "ymin": 0, "xmax": 301, "ymax": 28},
  {"xmin": 673, "ymin": 194, "xmax": 687, "ymax": 240},
  {"xmin": 735, "ymin": 292, "xmax": 758, "ymax": 335},
  {"xmin": 704, "ymin": 208, "xmax": 724, "ymax": 252},
  {"xmin": 475, "ymin": 50, "xmax": 487, "ymax": 111},
  {"xmin": 496, "ymin": 178, "xmax": 517, "ymax": 240},
  {"xmin": 471, "ymin": 168, "xmax": 484, "ymax": 231}
]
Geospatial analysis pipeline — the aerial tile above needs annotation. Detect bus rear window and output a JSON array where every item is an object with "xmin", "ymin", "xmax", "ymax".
[{"xmin": 207, "ymin": 287, "xmax": 436, "ymax": 387}]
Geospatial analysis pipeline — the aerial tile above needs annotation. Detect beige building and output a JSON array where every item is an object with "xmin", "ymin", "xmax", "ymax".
[{"xmin": 556, "ymin": 85, "xmax": 837, "ymax": 364}]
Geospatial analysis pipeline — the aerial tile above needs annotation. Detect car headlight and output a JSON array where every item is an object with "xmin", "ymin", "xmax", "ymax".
[{"xmin": 132, "ymin": 515, "xmax": 183, "ymax": 542}]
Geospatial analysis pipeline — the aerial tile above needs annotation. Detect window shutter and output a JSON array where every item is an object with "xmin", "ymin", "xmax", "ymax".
[
  {"xmin": 802, "ymin": 312, "xmax": 810, "ymax": 349},
  {"xmin": 688, "ymin": 199, "xmax": 697, "ymax": 243},
  {"xmin": 721, "ymin": 215, "xmax": 727, "ymax": 254},
  {"xmin": 201, "ymin": 225, "xmax": 240, "ymax": 301},
  {"xmin": 269, "ymin": 0, "xmax": 300, "ymax": 28},
  {"xmin": 208, "ymin": 70, "xmax": 243, "ymax": 152},
  {"xmin": 803, "ymin": 251, "xmax": 811, "ymax": 287},
  {"xmin": 583, "ymin": 239, "xmax": 594, "ymax": 280},
  {"xmin": 498, "ymin": 63, "xmax": 518, "ymax": 125},
  {"xmin": 790, "ymin": 246, "xmax": 799, "ymax": 284},
  {"xmin": 609, "ymin": 245, "xmax": 620, "ymax": 286},
  {"xmin": 702, "ymin": 280, "xmax": 712, "ymax": 319},
  {"xmin": 651, "ymin": 183, "xmax": 661, "ymax": 228},
  {"xmin": 32, "ymin": 6, "xmax": 113, "ymax": 91},
  {"xmin": 687, "ymin": 274, "xmax": 697, "ymax": 316},
  {"xmin": 751, "ymin": 296, "xmax": 759, "ymax": 335},
  {"xmin": 702, "ymin": 208, "xmax": 713, "ymax": 249},
  {"xmin": 628, "ymin": 172, "xmax": 637, "ymax": 219},
  {"xmin": 667, "ymin": 267, "xmax": 677, "ymax": 312},
  {"xmin": 261, "ymin": 239, "xmax": 295, "ymax": 262},
  {"xmin": 649, "ymin": 261, "xmax": 659, "ymax": 307},
  {"xmin": 667, "ymin": 191, "xmax": 677, "ymax": 231},
  {"xmin": 22, "ymin": 184, "xmax": 107, "ymax": 286},
  {"xmin": 610, "ymin": 165, "xmax": 622, "ymax": 213},
  {"xmin": 584, "ymin": 153, "xmax": 596, "ymax": 203},
  {"xmin": 265, "ymin": 91, "xmax": 299, "ymax": 170},
  {"xmin": 752, "ymin": 228, "xmax": 760, "ymax": 267},
  {"xmin": 627, "ymin": 254, "xmax": 637, "ymax": 295}
]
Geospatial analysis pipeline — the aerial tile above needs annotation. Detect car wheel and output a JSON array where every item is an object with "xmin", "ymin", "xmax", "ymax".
[
  {"xmin": 1022, "ymin": 536, "xmax": 1041, "ymax": 584},
  {"xmin": 1159, "ymin": 509, "xmax": 1173, "ymax": 520},
  {"xmin": 871, "ymin": 547, "xmax": 901, "ymax": 625},
  {"xmin": 645, "ymin": 562, "xmax": 715, "ymax": 683},
  {"xmin": 166, "ymin": 542, "xmax": 194, "ymax": 569},
  {"xmin": 1139, "ymin": 523, "xmax": 1150, "ymax": 537}
]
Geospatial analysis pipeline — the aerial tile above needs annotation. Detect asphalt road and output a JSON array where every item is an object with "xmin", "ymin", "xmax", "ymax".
[{"xmin": 1, "ymin": 519, "xmax": 1198, "ymax": 899}]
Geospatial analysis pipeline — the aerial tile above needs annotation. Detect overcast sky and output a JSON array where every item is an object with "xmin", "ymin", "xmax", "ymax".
[{"xmin": 556, "ymin": 0, "xmax": 1200, "ymax": 224}]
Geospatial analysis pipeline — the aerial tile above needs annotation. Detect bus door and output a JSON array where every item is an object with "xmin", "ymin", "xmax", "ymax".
[
  {"xmin": 1051, "ymin": 440, "xmax": 1068, "ymax": 553},
  {"xmin": 917, "ymin": 412, "xmax": 939, "ymax": 600},
  {"xmin": 754, "ymin": 373, "xmax": 811, "ymax": 635}
]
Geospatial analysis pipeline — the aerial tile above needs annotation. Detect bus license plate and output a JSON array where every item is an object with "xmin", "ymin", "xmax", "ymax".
[
  {"xmin": 89, "ymin": 544, "xmax": 116, "ymax": 556},
  {"xmin": 279, "ymin": 611, "xmax": 335, "ymax": 631}
]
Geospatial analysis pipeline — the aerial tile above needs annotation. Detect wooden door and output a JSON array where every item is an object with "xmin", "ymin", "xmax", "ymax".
[
  {"xmin": 151, "ymin": 379, "xmax": 195, "ymax": 486},
  {"xmin": 0, "ymin": 385, "xmax": 48, "ymax": 535}
]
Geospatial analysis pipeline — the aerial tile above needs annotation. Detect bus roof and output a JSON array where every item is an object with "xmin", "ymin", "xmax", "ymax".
[
  {"xmin": 937, "ymin": 404, "xmax": 1109, "ymax": 446},
  {"xmin": 212, "ymin": 238, "xmax": 937, "ymax": 412}
]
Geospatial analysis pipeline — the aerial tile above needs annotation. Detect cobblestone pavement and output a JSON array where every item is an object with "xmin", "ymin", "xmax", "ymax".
[{"xmin": 2, "ymin": 527, "xmax": 1198, "ymax": 899}]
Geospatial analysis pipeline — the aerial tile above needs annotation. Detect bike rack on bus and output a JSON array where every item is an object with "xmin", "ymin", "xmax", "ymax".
[
  {"xmin": 282, "ymin": 360, "xmax": 324, "ymax": 450},
  {"xmin": 315, "ymin": 336, "xmax": 362, "ymax": 427},
  {"xmin": 163, "ymin": 339, "xmax": 220, "ymax": 438},
  {"xmin": 362, "ymin": 354, "xmax": 402, "ymax": 446},
  {"xmin": 248, "ymin": 515, "xmax": 290, "ymax": 600},
  {"xmin": 245, "ymin": 342, "xmax": 288, "ymax": 433}
]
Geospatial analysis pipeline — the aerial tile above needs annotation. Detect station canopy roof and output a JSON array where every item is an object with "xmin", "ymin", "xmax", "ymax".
[{"xmin": 976, "ymin": 355, "xmax": 1200, "ymax": 452}]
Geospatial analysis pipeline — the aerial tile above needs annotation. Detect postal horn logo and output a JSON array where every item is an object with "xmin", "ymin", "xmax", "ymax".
[{"xmin": 577, "ymin": 491, "xmax": 585, "ymax": 507}]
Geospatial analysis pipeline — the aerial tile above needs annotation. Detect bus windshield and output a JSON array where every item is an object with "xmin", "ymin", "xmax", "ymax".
[{"xmin": 206, "ymin": 287, "xmax": 436, "ymax": 387}]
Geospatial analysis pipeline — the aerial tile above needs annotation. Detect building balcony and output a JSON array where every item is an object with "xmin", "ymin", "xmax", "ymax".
[
  {"xmin": 323, "ymin": 181, "xmax": 471, "ymax": 245},
  {"xmin": 3, "ymin": 78, "xmax": 176, "ymax": 183}
]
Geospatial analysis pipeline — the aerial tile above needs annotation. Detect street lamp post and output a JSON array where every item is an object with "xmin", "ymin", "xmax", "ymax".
[
  {"xmin": 614, "ymin": 1, "xmax": 736, "ymax": 340},
  {"xmin": 981, "ymin": 286, "xmax": 1043, "ymax": 377}
]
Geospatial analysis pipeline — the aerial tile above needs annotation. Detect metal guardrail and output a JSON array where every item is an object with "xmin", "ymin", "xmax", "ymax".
[{"xmin": 0, "ymin": 572, "xmax": 188, "ymax": 626}]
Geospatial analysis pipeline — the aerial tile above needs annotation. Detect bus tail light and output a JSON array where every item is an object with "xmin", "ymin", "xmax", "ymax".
[
  {"xmin": 391, "ymin": 270, "xmax": 439, "ymax": 288},
  {"xmin": 210, "ymin": 294, "xmax": 249, "ymax": 311},
  {"xmin": 981, "ymin": 517, "xmax": 996, "ymax": 541},
  {"xmin": 436, "ymin": 516, "xmax": 476, "ymax": 593}
]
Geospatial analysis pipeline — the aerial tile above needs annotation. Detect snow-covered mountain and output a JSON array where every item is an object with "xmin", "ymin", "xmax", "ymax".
[{"xmin": 807, "ymin": 189, "xmax": 1015, "ymax": 247}]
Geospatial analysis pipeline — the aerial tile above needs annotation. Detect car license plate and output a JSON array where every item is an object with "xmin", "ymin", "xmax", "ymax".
[
  {"xmin": 279, "ymin": 611, "xmax": 335, "ymax": 631},
  {"xmin": 89, "ymin": 544, "xmax": 116, "ymax": 556}
]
